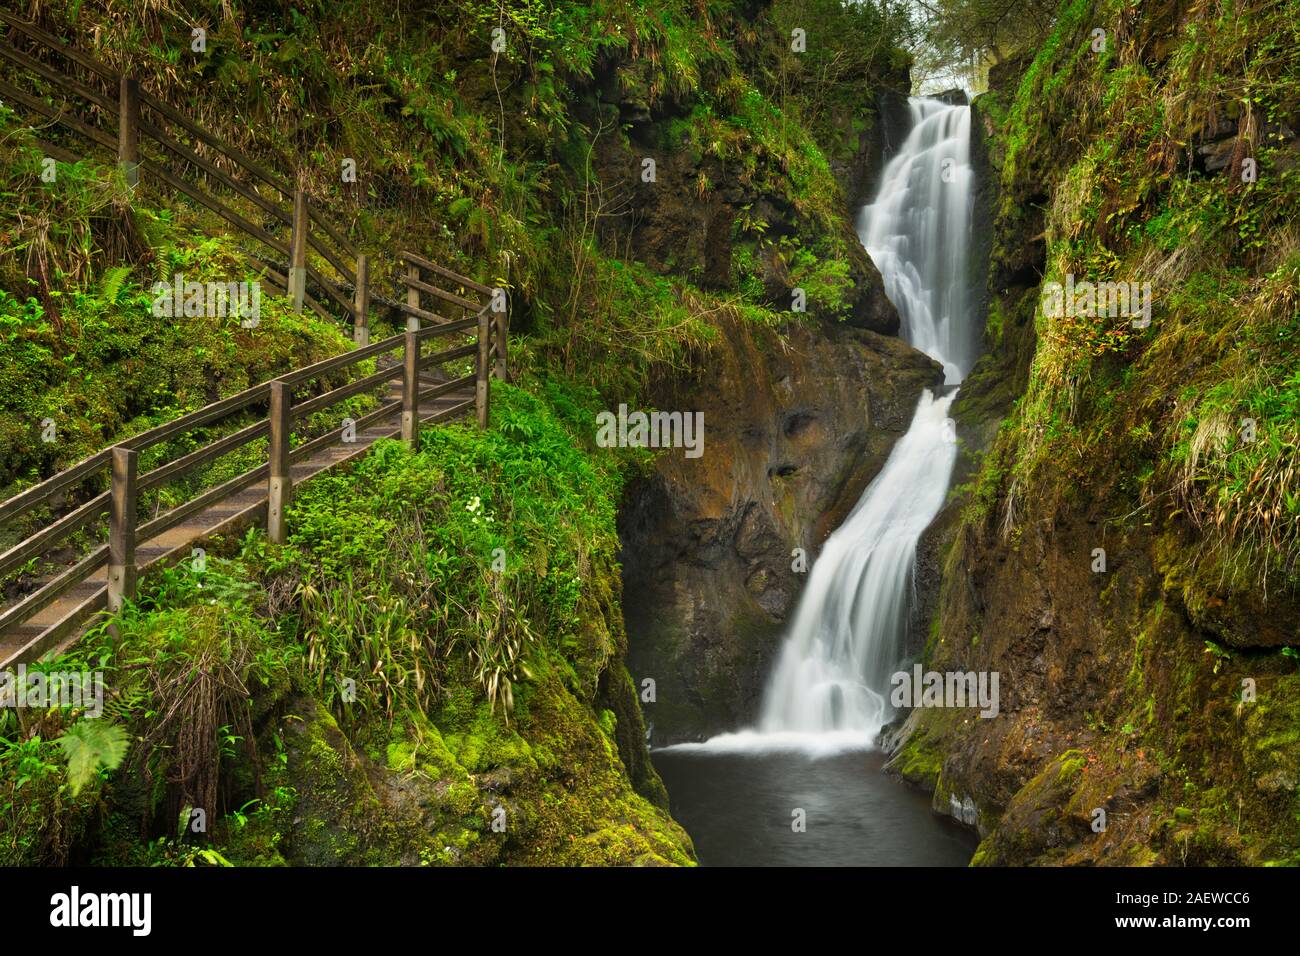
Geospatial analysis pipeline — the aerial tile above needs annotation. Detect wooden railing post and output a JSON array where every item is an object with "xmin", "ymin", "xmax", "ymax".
[
  {"xmin": 353, "ymin": 253, "xmax": 370, "ymax": 346},
  {"xmin": 267, "ymin": 381, "xmax": 292, "ymax": 544},
  {"xmin": 117, "ymin": 76, "xmax": 140, "ymax": 188},
  {"xmin": 492, "ymin": 288, "xmax": 508, "ymax": 381},
  {"xmin": 402, "ymin": 330, "xmax": 419, "ymax": 449},
  {"xmin": 405, "ymin": 264, "xmax": 420, "ymax": 332},
  {"xmin": 106, "ymin": 446, "xmax": 138, "ymax": 612},
  {"xmin": 287, "ymin": 189, "xmax": 308, "ymax": 312},
  {"xmin": 477, "ymin": 308, "xmax": 491, "ymax": 429}
]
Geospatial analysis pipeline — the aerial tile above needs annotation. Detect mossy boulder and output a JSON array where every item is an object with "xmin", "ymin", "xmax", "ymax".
[{"xmin": 277, "ymin": 697, "xmax": 434, "ymax": 866}]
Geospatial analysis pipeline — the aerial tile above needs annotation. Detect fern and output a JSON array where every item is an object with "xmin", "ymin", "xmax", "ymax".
[
  {"xmin": 447, "ymin": 195, "xmax": 476, "ymax": 219},
  {"xmin": 55, "ymin": 720, "xmax": 129, "ymax": 796},
  {"xmin": 99, "ymin": 265, "xmax": 132, "ymax": 305}
]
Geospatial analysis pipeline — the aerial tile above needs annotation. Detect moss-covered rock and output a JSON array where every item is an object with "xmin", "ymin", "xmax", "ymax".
[
  {"xmin": 909, "ymin": 0, "xmax": 1300, "ymax": 866},
  {"xmin": 278, "ymin": 697, "xmax": 433, "ymax": 866}
]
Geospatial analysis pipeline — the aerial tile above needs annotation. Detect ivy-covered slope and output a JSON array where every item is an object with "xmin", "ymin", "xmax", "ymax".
[{"xmin": 894, "ymin": 0, "xmax": 1300, "ymax": 865}]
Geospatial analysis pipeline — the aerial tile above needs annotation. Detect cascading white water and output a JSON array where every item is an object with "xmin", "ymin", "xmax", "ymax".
[
  {"xmin": 860, "ymin": 98, "xmax": 977, "ymax": 384},
  {"xmin": 676, "ymin": 97, "xmax": 976, "ymax": 755},
  {"xmin": 759, "ymin": 96, "xmax": 975, "ymax": 744},
  {"xmin": 755, "ymin": 389, "xmax": 958, "ymax": 742}
]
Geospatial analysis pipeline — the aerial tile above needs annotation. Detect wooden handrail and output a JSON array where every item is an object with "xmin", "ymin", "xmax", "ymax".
[
  {"xmin": 306, "ymin": 264, "xmax": 354, "ymax": 315},
  {"xmin": 289, "ymin": 364, "xmax": 400, "ymax": 419},
  {"xmin": 136, "ymin": 88, "xmax": 291, "ymax": 198},
  {"xmin": 0, "ymin": 39, "xmax": 117, "ymax": 115},
  {"xmin": 0, "ymin": 75, "xmax": 116, "ymax": 149},
  {"xmin": 396, "ymin": 301, "xmax": 457, "ymax": 326},
  {"xmin": 138, "ymin": 115, "xmax": 289, "ymax": 225},
  {"xmin": 420, "ymin": 342, "xmax": 478, "ymax": 371},
  {"xmin": 289, "ymin": 395, "xmax": 402, "ymax": 463},
  {"xmin": 0, "ymin": 12, "xmax": 364, "ymax": 332},
  {"xmin": 309, "ymin": 204, "xmax": 357, "ymax": 262},
  {"xmin": 140, "ymin": 155, "xmax": 291, "ymax": 258},
  {"xmin": 404, "ymin": 274, "xmax": 485, "ymax": 312},
  {"xmin": 0, "ymin": 10, "xmax": 116, "ymax": 81},
  {"xmin": 0, "ymin": 311, "xmax": 464, "ymax": 603},
  {"xmin": 418, "ymin": 374, "xmax": 477, "ymax": 404},
  {"xmin": 0, "ymin": 297, "xmax": 497, "ymax": 657},
  {"xmin": 135, "ymin": 420, "xmax": 270, "ymax": 493},
  {"xmin": 414, "ymin": 315, "xmax": 480, "ymax": 340},
  {"xmin": 0, "ymin": 491, "xmax": 110, "ymax": 580},
  {"xmin": 307, "ymin": 233, "xmax": 356, "ymax": 289},
  {"xmin": 120, "ymin": 381, "xmax": 270, "ymax": 453},
  {"xmin": 426, "ymin": 398, "xmax": 477, "ymax": 425},
  {"xmin": 0, "ymin": 1, "xmax": 514, "ymax": 662},
  {"xmin": 279, "ymin": 331, "xmax": 405, "ymax": 386},
  {"xmin": 31, "ymin": 137, "xmax": 80, "ymax": 164},
  {"xmin": 136, "ymin": 463, "xmax": 270, "ymax": 543},
  {"xmin": 399, "ymin": 251, "xmax": 494, "ymax": 296},
  {"xmin": 0, "ymin": 545, "xmax": 109, "ymax": 638},
  {"xmin": 0, "ymin": 450, "xmax": 110, "ymax": 527}
]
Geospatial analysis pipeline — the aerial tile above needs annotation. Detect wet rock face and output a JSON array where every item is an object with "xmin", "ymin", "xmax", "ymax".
[
  {"xmin": 576, "ymin": 49, "xmax": 934, "ymax": 743},
  {"xmin": 902, "ymin": 503, "xmax": 1300, "ymax": 866},
  {"xmin": 888, "ymin": 1, "xmax": 1300, "ymax": 865},
  {"xmin": 829, "ymin": 87, "xmax": 912, "ymax": 211},
  {"xmin": 620, "ymin": 316, "xmax": 943, "ymax": 743}
]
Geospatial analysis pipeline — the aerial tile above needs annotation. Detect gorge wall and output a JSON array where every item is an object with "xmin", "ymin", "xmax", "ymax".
[
  {"xmin": 2, "ymin": 0, "xmax": 934, "ymax": 868},
  {"xmin": 607, "ymin": 56, "xmax": 949, "ymax": 742},
  {"xmin": 621, "ymin": 316, "xmax": 941, "ymax": 742},
  {"xmin": 888, "ymin": 0, "xmax": 1300, "ymax": 865}
]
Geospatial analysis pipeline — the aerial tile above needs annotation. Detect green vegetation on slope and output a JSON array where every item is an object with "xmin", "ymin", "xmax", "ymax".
[
  {"xmin": 914, "ymin": 0, "xmax": 1300, "ymax": 865},
  {"xmin": 999, "ymin": 0, "xmax": 1300, "ymax": 591},
  {"xmin": 3, "ymin": 0, "xmax": 908, "ymax": 492},
  {"xmin": 3, "ymin": 386, "xmax": 689, "ymax": 865}
]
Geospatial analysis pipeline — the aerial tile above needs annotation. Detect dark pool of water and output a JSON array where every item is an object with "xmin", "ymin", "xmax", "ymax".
[{"xmin": 651, "ymin": 748, "xmax": 977, "ymax": 867}]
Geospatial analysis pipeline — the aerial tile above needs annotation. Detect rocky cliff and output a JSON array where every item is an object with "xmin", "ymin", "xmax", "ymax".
[
  {"xmin": 622, "ymin": 315, "xmax": 941, "ymax": 741},
  {"xmin": 601, "ymin": 41, "xmax": 953, "ymax": 742},
  {"xmin": 889, "ymin": 0, "xmax": 1300, "ymax": 865}
]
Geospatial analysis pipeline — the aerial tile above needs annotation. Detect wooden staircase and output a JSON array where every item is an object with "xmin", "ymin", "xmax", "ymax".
[
  {"xmin": 0, "ymin": 372, "xmax": 475, "ymax": 667},
  {"xmin": 0, "ymin": 290, "xmax": 501, "ymax": 668},
  {"xmin": 0, "ymin": 15, "xmax": 511, "ymax": 667}
]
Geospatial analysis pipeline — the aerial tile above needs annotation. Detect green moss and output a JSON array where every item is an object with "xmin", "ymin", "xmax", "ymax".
[
  {"xmin": 891, "ymin": 735, "xmax": 944, "ymax": 790},
  {"xmin": 438, "ymin": 691, "xmax": 538, "ymax": 775},
  {"xmin": 984, "ymin": 296, "xmax": 1005, "ymax": 349},
  {"xmin": 1055, "ymin": 749, "xmax": 1087, "ymax": 784},
  {"xmin": 887, "ymin": 710, "xmax": 963, "ymax": 793},
  {"xmin": 0, "ymin": 0, "xmax": 917, "ymax": 868}
]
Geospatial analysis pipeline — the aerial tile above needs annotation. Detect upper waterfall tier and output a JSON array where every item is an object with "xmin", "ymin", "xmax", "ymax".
[{"xmin": 859, "ymin": 98, "xmax": 977, "ymax": 384}]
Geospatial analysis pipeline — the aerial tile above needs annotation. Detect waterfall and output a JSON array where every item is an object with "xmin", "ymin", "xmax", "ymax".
[
  {"xmin": 674, "ymin": 98, "xmax": 975, "ymax": 754},
  {"xmin": 755, "ymin": 389, "xmax": 958, "ymax": 741},
  {"xmin": 860, "ymin": 98, "xmax": 977, "ymax": 384}
]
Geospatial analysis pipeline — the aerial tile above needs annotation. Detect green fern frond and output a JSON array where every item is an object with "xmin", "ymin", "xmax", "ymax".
[
  {"xmin": 55, "ymin": 720, "xmax": 129, "ymax": 796},
  {"xmin": 99, "ymin": 265, "xmax": 132, "ymax": 304}
]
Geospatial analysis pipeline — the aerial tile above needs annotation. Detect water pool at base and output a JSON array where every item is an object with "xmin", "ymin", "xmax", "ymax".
[{"xmin": 652, "ymin": 748, "xmax": 978, "ymax": 867}]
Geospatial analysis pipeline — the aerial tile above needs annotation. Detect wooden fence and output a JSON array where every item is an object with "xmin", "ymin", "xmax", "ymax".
[
  {"xmin": 0, "ymin": 12, "xmax": 514, "ymax": 667},
  {"xmin": 0, "ymin": 9, "xmax": 363, "ymax": 329},
  {"xmin": 0, "ymin": 283, "xmax": 505, "ymax": 667}
]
